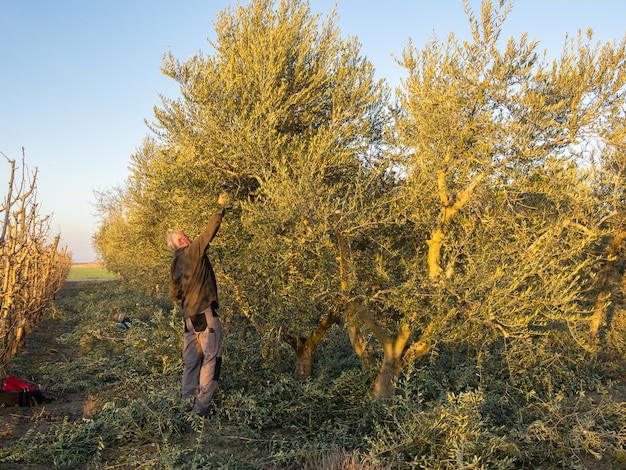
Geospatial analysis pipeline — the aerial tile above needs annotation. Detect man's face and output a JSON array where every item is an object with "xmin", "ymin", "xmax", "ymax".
[{"xmin": 174, "ymin": 231, "xmax": 190, "ymax": 248}]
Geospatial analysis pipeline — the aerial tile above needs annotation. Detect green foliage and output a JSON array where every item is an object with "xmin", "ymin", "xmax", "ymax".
[
  {"xmin": 1, "ymin": 282, "xmax": 625, "ymax": 468},
  {"xmin": 4, "ymin": 418, "xmax": 108, "ymax": 468},
  {"xmin": 82, "ymin": 0, "xmax": 626, "ymax": 464},
  {"xmin": 94, "ymin": 0, "xmax": 392, "ymax": 379}
]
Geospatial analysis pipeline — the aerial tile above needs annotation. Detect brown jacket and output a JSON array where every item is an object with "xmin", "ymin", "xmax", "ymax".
[{"xmin": 169, "ymin": 212, "xmax": 223, "ymax": 319}]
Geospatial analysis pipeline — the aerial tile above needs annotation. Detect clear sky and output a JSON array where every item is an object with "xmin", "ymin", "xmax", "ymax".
[{"xmin": 1, "ymin": 0, "xmax": 625, "ymax": 262}]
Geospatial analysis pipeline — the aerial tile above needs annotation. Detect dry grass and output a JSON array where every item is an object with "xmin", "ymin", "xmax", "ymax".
[{"xmin": 71, "ymin": 262, "xmax": 105, "ymax": 269}]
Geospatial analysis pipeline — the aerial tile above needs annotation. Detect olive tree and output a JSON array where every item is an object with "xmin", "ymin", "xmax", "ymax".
[
  {"xmin": 93, "ymin": 137, "xmax": 177, "ymax": 296},
  {"xmin": 96, "ymin": 0, "xmax": 390, "ymax": 379},
  {"xmin": 343, "ymin": 0, "xmax": 626, "ymax": 398}
]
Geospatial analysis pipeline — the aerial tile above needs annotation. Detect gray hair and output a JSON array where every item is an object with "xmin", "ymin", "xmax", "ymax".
[{"xmin": 166, "ymin": 231, "xmax": 179, "ymax": 251}]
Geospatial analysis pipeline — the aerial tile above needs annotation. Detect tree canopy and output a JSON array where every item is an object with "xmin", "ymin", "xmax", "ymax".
[{"xmin": 94, "ymin": 0, "xmax": 626, "ymax": 399}]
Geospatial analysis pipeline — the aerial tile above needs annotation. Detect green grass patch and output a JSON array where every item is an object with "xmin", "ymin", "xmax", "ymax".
[{"xmin": 67, "ymin": 264, "xmax": 117, "ymax": 280}]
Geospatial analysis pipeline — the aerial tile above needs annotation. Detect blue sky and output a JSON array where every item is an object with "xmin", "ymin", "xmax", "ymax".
[{"xmin": 1, "ymin": 0, "xmax": 625, "ymax": 262}]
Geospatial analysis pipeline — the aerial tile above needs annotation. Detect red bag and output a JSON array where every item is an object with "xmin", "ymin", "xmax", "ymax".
[
  {"xmin": 2, "ymin": 375, "xmax": 38, "ymax": 393},
  {"xmin": 1, "ymin": 375, "xmax": 45, "ymax": 405}
]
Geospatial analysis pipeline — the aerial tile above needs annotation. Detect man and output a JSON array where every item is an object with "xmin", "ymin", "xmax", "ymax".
[{"xmin": 167, "ymin": 191, "xmax": 229, "ymax": 417}]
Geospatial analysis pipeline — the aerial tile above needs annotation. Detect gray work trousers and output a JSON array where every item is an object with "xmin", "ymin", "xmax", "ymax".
[{"xmin": 181, "ymin": 307, "xmax": 223, "ymax": 416}]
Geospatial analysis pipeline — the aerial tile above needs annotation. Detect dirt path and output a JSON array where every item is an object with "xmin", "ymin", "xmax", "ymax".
[{"xmin": 0, "ymin": 282, "xmax": 97, "ymax": 462}]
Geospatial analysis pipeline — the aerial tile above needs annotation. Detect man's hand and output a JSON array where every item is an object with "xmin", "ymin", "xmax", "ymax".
[{"xmin": 218, "ymin": 187, "xmax": 233, "ymax": 210}]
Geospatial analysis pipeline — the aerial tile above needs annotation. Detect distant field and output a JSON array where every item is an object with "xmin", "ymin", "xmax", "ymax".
[{"xmin": 67, "ymin": 262, "xmax": 117, "ymax": 280}]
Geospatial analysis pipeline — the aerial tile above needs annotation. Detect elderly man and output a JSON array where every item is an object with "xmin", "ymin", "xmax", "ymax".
[{"xmin": 167, "ymin": 192, "xmax": 229, "ymax": 417}]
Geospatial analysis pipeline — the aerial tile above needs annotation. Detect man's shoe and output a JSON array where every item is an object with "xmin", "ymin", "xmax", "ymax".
[{"xmin": 194, "ymin": 405, "xmax": 214, "ymax": 419}]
